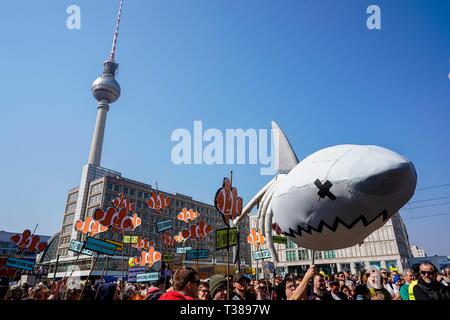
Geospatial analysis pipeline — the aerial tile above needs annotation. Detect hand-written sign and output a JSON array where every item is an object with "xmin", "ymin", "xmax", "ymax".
[
  {"xmin": 252, "ymin": 249, "xmax": 271, "ymax": 260},
  {"xmin": 123, "ymin": 236, "xmax": 139, "ymax": 244},
  {"xmin": 136, "ymin": 272, "xmax": 159, "ymax": 283},
  {"xmin": 215, "ymin": 227, "xmax": 238, "ymax": 250},
  {"xmin": 156, "ymin": 219, "xmax": 172, "ymax": 233},
  {"xmin": 163, "ymin": 253, "xmax": 175, "ymax": 262},
  {"xmin": 84, "ymin": 237, "xmax": 117, "ymax": 255},
  {"xmin": 176, "ymin": 247, "xmax": 192, "ymax": 254},
  {"xmin": 6, "ymin": 258, "xmax": 35, "ymax": 271},
  {"xmin": 185, "ymin": 249, "xmax": 209, "ymax": 260},
  {"xmin": 68, "ymin": 240, "xmax": 93, "ymax": 256},
  {"xmin": 272, "ymin": 236, "xmax": 288, "ymax": 245}
]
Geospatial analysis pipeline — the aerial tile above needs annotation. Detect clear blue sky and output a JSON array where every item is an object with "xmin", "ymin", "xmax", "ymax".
[{"xmin": 0, "ymin": 0, "xmax": 449, "ymax": 256}]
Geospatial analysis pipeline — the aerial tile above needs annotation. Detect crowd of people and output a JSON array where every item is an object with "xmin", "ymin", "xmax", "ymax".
[{"xmin": 1, "ymin": 262, "xmax": 449, "ymax": 301}]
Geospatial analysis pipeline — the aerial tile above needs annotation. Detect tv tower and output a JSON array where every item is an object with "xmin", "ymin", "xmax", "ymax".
[{"xmin": 88, "ymin": 0, "xmax": 124, "ymax": 166}]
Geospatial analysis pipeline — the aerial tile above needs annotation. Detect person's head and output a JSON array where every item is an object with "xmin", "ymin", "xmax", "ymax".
[
  {"xmin": 342, "ymin": 285, "xmax": 351, "ymax": 298},
  {"xmin": 5, "ymin": 285, "xmax": 23, "ymax": 300},
  {"xmin": 337, "ymin": 272, "xmax": 345, "ymax": 282},
  {"xmin": 419, "ymin": 262, "xmax": 436, "ymax": 284},
  {"xmin": 209, "ymin": 274, "xmax": 227, "ymax": 300},
  {"xmin": 30, "ymin": 284, "xmax": 50, "ymax": 300},
  {"xmin": 256, "ymin": 280, "xmax": 270, "ymax": 300},
  {"xmin": 367, "ymin": 268, "xmax": 381, "ymax": 289},
  {"xmin": 172, "ymin": 266, "xmax": 200, "ymax": 298},
  {"xmin": 344, "ymin": 270, "xmax": 351, "ymax": 278},
  {"xmin": 444, "ymin": 266, "xmax": 450, "ymax": 277},
  {"xmin": 65, "ymin": 288, "xmax": 81, "ymax": 300},
  {"xmin": 380, "ymin": 268, "xmax": 389, "ymax": 281},
  {"xmin": 197, "ymin": 281, "xmax": 210, "ymax": 300},
  {"xmin": 313, "ymin": 274, "xmax": 325, "ymax": 292},
  {"xmin": 328, "ymin": 281, "xmax": 339, "ymax": 294},
  {"xmin": 150, "ymin": 277, "xmax": 166, "ymax": 290},
  {"xmin": 353, "ymin": 284, "xmax": 371, "ymax": 300},
  {"xmin": 284, "ymin": 278, "xmax": 298, "ymax": 300},
  {"xmin": 233, "ymin": 273, "xmax": 250, "ymax": 293},
  {"xmin": 274, "ymin": 274, "xmax": 282, "ymax": 285},
  {"xmin": 403, "ymin": 268, "xmax": 415, "ymax": 284}
]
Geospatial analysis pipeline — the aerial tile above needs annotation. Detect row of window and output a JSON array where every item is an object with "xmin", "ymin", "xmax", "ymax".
[
  {"xmin": 91, "ymin": 182, "xmax": 103, "ymax": 194},
  {"xmin": 67, "ymin": 192, "xmax": 78, "ymax": 203},
  {"xmin": 59, "ymin": 236, "xmax": 71, "ymax": 246},
  {"xmin": 65, "ymin": 203, "xmax": 76, "ymax": 213},
  {"xmin": 63, "ymin": 213, "xmax": 75, "ymax": 225},
  {"xmin": 285, "ymin": 249, "xmax": 337, "ymax": 262},
  {"xmin": 89, "ymin": 194, "xmax": 102, "ymax": 205}
]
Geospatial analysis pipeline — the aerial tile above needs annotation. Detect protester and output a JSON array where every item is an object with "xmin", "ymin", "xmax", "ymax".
[
  {"xmin": 159, "ymin": 266, "xmax": 199, "ymax": 300},
  {"xmin": 146, "ymin": 277, "xmax": 167, "ymax": 300},
  {"xmin": 197, "ymin": 281, "xmax": 211, "ymax": 300},
  {"xmin": 210, "ymin": 274, "xmax": 228, "ymax": 300},
  {"xmin": 366, "ymin": 268, "xmax": 391, "ymax": 300},
  {"xmin": 231, "ymin": 273, "xmax": 255, "ymax": 300},
  {"xmin": 411, "ymin": 262, "xmax": 450, "ymax": 300}
]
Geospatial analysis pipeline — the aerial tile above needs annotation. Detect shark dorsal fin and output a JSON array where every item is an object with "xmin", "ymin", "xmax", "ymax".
[{"xmin": 272, "ymin": 121, "xmax": 299, "ymax": 173}]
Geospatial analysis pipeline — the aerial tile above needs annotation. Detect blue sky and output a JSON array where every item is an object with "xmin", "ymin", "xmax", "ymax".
[{"xmin": 0, "ymin": 0, "xmax": 449, "ymax": 255}]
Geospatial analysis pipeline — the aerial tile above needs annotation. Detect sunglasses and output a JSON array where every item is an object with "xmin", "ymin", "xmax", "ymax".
[
  {"xmin": 420, "ymin": 271, "xmax": 434, "ymax": 276},
  {"xmin": 287, "ymin": 284, "xmax": 298, "ymax": 290}
]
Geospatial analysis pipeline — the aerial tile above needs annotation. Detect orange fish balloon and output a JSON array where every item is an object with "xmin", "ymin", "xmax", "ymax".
[
  {"xmin": 214, "ymin": 178, "xmax": 243, "ymax": 226},
  {"xmin": 112, "ymin": 193, "xmax": 136, "ymax": 212},
  {"xmin": 162, "ymin": 231, "xmax": 176, "ymax": 248},
  {"xmin": 74, "ymin": 216, "xmax": 108, "ymax": 236},
  {"xmin": 181, "ymin": 220, "xmax": 213, "ymax": 241},
  {"xmin": 177, "ymin": 208, "xmax": 199, "ymax": 223},
  {"xmin": 132, "ymin": 247, "xmax": 161, "ymax": 268},
  {"xmin": 147, "ymin": 191, "xmax": 170, "ymax": 214},
  {"xmin": 132, "ymin": 236, "xmax": 155, "ymax": 251},
  {"xmin": 247, "ymin": 228, "xmax": 265, "ymax": 246},
  {"xmin": 10, "ymin": 230, "xmax": 47, "ymax": 253},
  {"xmin": 173, "ymin": 231, "xmax": 185, "ymax": 243},
  {"xmin": 93, "ymin": 208, "xmax": 141, "ymax": 232}
]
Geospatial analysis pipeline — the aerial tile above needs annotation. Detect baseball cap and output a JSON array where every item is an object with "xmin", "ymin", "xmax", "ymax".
[{"xmin": 233, "ymin": 272, "xmax": 250, "ymax": 282}]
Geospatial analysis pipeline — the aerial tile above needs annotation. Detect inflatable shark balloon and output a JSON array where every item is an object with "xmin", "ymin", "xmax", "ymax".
[{"xmin": 233, "ymin": 122, "xmax": 417, "ymax": 261}]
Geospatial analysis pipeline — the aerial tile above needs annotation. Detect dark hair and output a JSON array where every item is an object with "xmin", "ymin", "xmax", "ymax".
[
  {"xmin": 172, "ymin": 266, "xmax": 199, "ymax": 291},
  {"xmin": 419, "ymin": 261, "xmax": 437, "ymax": 272}
]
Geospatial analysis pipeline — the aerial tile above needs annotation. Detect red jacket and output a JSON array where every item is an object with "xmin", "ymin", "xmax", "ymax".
[{"xmin": 158, "ymin": 291, "xmax": 194, "ymax": 300}]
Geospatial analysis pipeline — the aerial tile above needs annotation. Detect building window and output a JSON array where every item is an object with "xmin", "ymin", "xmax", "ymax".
[
  {"xmin": 65, "ymin": 203, "xmax": 76, "ymax": 213},
  {"xmin": 114, "ymin": 185, "xmax": 120, "ymax": 192},
  {"xmin": 130, "ymin": 189, "xmax": 135, "ymax": 196},
  {"xmin": 63, "ymin": 214, "xmax": 75, "ymax": 225},
  {"xmin": 298, "ymin": 249, "xmax": 309, "ymax": 261},
  {"xmin": 91, "ymin": 182, "xmax": 103, "ymax": 194},
  {"xmin": 286, "ymin": 239, "xmax": 297, "ymax": 249},
  {"xmin": 286, "ymin": 250, "xmax": 298, "ymax": 262},
  {"xmin": 89, "ymin": 194, "xmax": 102, "ymax": 205},
  {"xmin": 62, "ymin": 226, "xmax": 72, "ymax": 235},
  {"xmin": 138, "ymin": 191, "xmax": 143, "ymax": 198},
  {"xmin": 68, "ymin": 193, "xmax": 78, "ymax": 203},
  {"xmin": 105, "ymin": 194, "xmax": 112, "ymax": 202},
  {"xmin": 107, "ymin": 183, "xmax": 113, "ymax": 191}
]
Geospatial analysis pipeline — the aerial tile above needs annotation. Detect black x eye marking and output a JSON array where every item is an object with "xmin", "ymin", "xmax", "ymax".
[{"xmin": 314, "ymin": 179, "xmax": 336, "ymax": 201}]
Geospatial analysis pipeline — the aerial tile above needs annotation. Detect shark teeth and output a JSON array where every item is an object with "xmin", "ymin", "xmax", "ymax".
[{"xmin": 283, "ymin": 209, "xmax": 389, "ymax": 238}]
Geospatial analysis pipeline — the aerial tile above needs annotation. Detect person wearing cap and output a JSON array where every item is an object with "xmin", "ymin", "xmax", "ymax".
[
  {"xmin": 210, "ymin": 274, "xmax": 228, "ymax": 300},
  {"xmin": 231, "ymin": 272, "xmax": 255, "ymax": 300}
]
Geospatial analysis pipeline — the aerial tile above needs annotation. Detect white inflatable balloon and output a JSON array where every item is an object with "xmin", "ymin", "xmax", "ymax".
[
  {"xmin": 271, "ymin": 144, "xmax": 416, "ymax": 250},
  {"xmin": 234, "ymin": 122, "xmax": 417, "ymax": 259}
]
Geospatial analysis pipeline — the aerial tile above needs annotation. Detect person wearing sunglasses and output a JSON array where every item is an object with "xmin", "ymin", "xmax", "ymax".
[
  {"xmin": 411, "ymin": 262, "xmax": 450, "ymax": 300},
  {"xmin": 255, "ymin": 280, "xmax": 271, "ymax": 300},
  {"xmin": 197, "ymin": 281, "xmax": 211, "ymax": 300}
]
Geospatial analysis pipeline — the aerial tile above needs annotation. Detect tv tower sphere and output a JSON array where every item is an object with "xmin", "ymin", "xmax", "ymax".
[{"xmin": 91, "ymin": 58, "xmax": 121, "ymax": 104}]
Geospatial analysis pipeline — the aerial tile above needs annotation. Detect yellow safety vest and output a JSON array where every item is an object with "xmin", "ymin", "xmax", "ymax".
[{"xmin": 408, "ymin": 280, "xmax": 418, "ymax": 300}]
